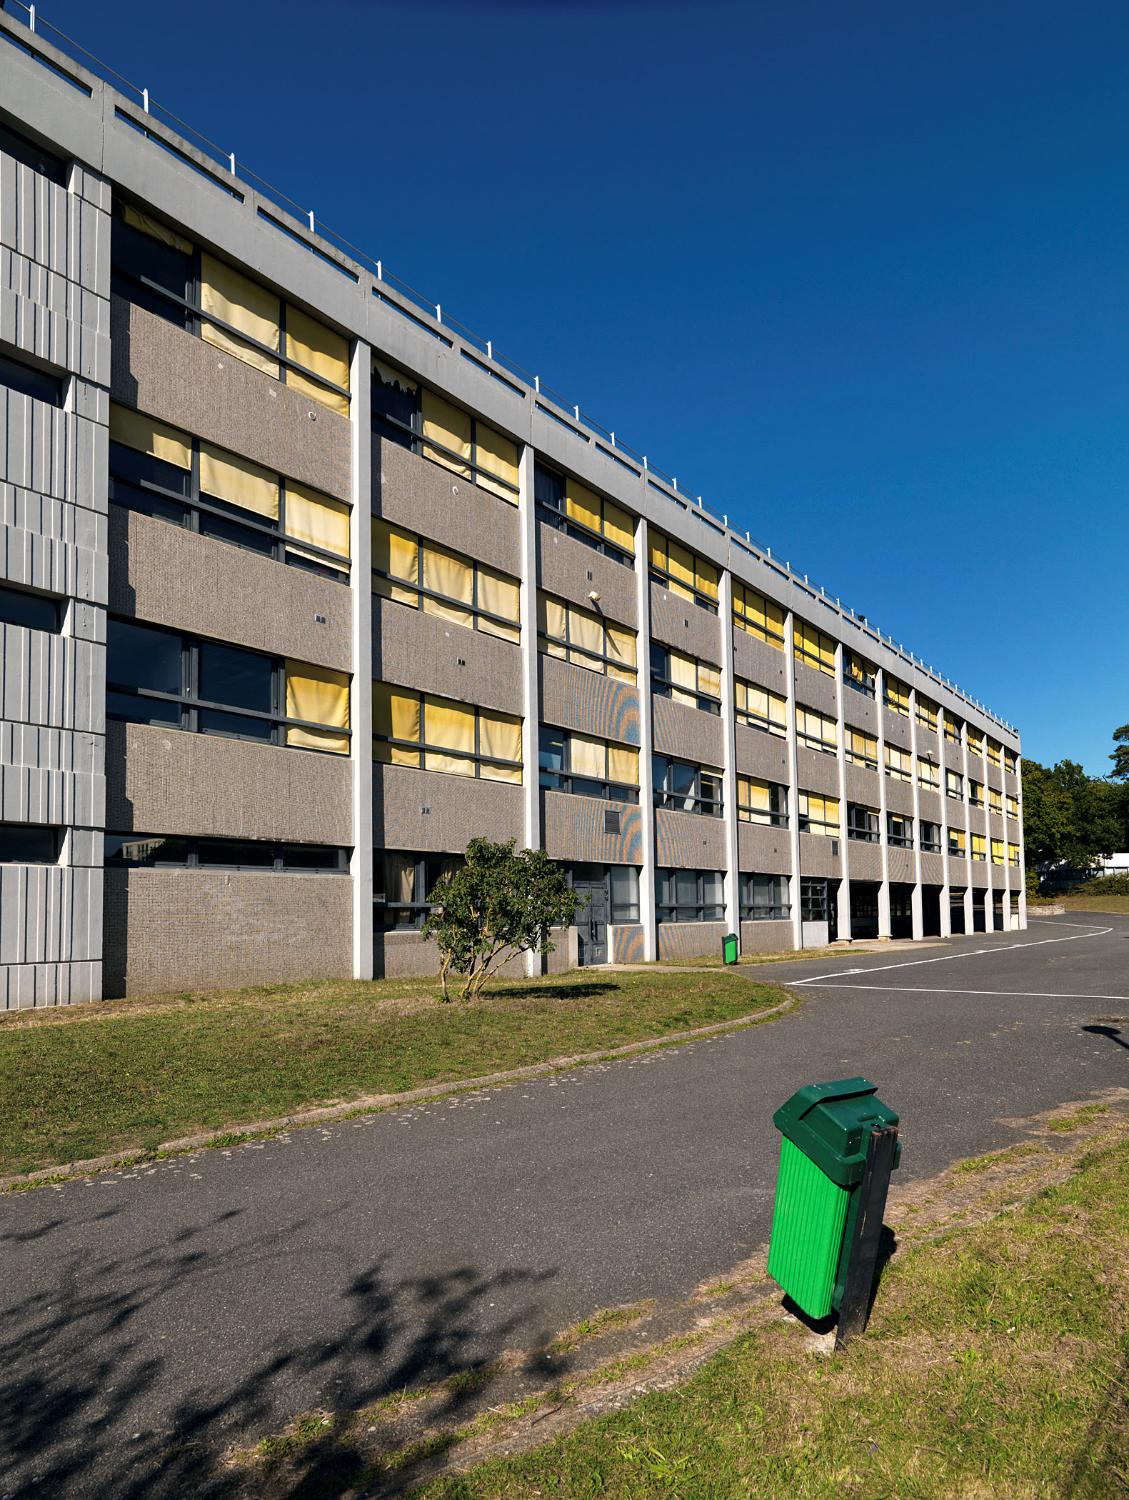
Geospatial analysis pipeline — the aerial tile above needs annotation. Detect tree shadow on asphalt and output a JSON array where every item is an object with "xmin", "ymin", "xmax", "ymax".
[
  {"xmin": 1082, "ymin": 1023, "xmax": 1129, "ymax": 1052},
  {"xmin": 0, "ymin": 1197, "xmax": 557, "ymax": 1499}
]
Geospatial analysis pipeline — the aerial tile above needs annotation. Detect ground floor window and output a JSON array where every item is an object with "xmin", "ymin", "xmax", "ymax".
[
  {"xmin": 740, "ymin": 873, "xmax": 789, "ymax": 920},
  {"xmin": 656, "ymin": 869, "xmax": 724, "ymax": 923},
  {"xmin": 373, "ymin": 851, "xmax": 463, "ymax": 930},
  {"xmin": 800, "ymin": 877, "xmax": 829, "ymax": 923}
]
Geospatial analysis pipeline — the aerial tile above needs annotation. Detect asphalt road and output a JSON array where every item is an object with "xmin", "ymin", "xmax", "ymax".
[{"xmin": 3, "ymin": 913, "xmax": 1128, "ymax": 1498}]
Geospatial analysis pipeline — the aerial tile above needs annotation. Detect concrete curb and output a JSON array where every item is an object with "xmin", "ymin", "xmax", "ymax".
[{"xmin": 2, "ymin": 990, "xmax": 800, "ymax": 1193}]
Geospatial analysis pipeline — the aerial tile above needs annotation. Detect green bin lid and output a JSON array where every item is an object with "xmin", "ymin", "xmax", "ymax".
[{"xmin": 772, "ymin": 1076, "xmax": 900, "ymax": 1186}]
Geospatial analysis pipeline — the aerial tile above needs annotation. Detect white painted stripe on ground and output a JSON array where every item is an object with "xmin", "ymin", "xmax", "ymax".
[
  {"xmin": 794, "ymin": 983, "xmax": 1129, "ymax": 1001},
  {"xmin": 792, "ymin": 923, "xmax": 1113, "ymax": 986}
]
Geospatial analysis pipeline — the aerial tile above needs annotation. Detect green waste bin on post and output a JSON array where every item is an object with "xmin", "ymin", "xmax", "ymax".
[
  {"xmin": 766, "ymin": 1077, "xmax": 901, "ymax": 1336},
  {"xmin": 722, "ymin": 932, "xmax": 739, "ymax": 965}
]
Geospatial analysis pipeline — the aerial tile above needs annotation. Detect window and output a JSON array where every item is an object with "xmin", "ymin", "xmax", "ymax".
[
  {"xmin": 372, "ymin": 517, "xmax": 519, "ymax": 642},
  {"xmin": 734, "ymin": 679, "xmax": 787, "ymax": 737},
  {"xmin": 971, "ymin": 833, "xmax": 987, "ymax": 861},
  {"xmin": 737, "ymin": 777, "xmax": 788, "ymax": 827},
  {"xmin": 733, "ymin": 583, "xmax": 785, "ymax": 649},
  {"xmin": 988, "ymin": 788, "xmax": 1002, "ymax": 815},
  {"xmin": 537, "ymin": 594, "xmax": 635, "ymax": 680},
  {"xmin": 884, "ymin": 676, "xmax": 910, "ymax": 717},
  {"xmin": 106, "ymin": 835, "xmax": 348, "ymax": 871},
  {"xmin": 1006, "ymin": 794, "xmax": 1019, "ymax": 821},
  {"xmin": 0, "ymin": 824, "xmax": 60, "ymax": 863},
  {"xmin": 0, "ymin": 349, "xmax": 63, "ymax": 405},
  {"xmin": 885, "ymin": 745, "xmax": 912, "ymax": 783},
  {"xmin": 1004, "ymin": 749, "xmax": 1017, "ymax": 775},
  {"xmin": 610, "ymin": 865, "xmax": 641, "ymax": 923},
  {"xmin": 800, "ymin": 878, "xmax": 828, "ymax": 921},
  {"xmin": 539, "ymin": 729, "xmax": 639, "ymax": 802},
  {"xmin": 944, "ymin": 711, "xmax": 962, "ymax": 743},
  {"xmin": 741, "ymin": 873, "xmax": 790, "ymax": 921},
  {"xmin": 916, "ymin": 695, "xmax": 938, "ymax": 734},
  {"xmin": 373, "ymin": 683, "xmax": 521, "ymax": 782},
  {"xmin": 653, "ymin": 756, "xmax": 723, "ymax": 817},
  {"xmin": 991, "ymin": 838, "xmax": 1005, "ymax": 866},
  {"xmin": 920, "ymin": 821, "xmax": 942, "ymax": 853},
  {"xmin": 0, "ymin": 583, "xmax": 60, "ymax": 632},
  {"xmin": 847, "ymin": 804, "xmax": 880, "ymax": 843},
  {"xmin": 793, "ymin": 619, "xmax": 836, "ymax": 676},
  {"xmin": 371, "ymin": 361, "xmax": 521, "ymax": 503},
  {"xmin": 648, "ymin": 530, "xmax": 719, "ymax": 611},
  {"xmin": 887, "ymin": 813, "xmax": 914, "ymax": 848},
  {"xmin": 845, "ymin": 728, "xmax": 878, "ymax": 770},
  {"xmin": 656, "ymin": 869, "xmax": 724, "ymax": 923},
  {"xmin": 968, "ymin": 728, "xmax": 984, "ymax": 756},
  {"xmin": 534, "ymin": 462, "xmax": 634, "ymax": 560},
  {"xmin": 945, "ymin": 769, "xmax": 964, "ymax": 800},
  {"xmin": 110, "ymin": 404, "xmax": 350, "ymax": 580},
  {"xmin": 796, "ymin": 705, "xmax": 837, "ymax": 755},
  {"xmin": 969, "ymin": 779, "xmax": 984, "ymax": 807},
  {"xmin": 917, "ymin": 758, "xmax": 940, "ymax": 791},
  {"xmin": 798, "ymin": 791, "xmax": 839, "ymax": 836},
  {"xmin": 843, "ymin": 651, "xmax": 875, "ymax": 697},
  {"xmin": 0, "ymin": 118, "xmax": 66, "ymax": 183},
  {"xmin": 986, "ymin": 740, "xmax": 1002, "ymax": 768},
  {"xmin": 1008, "ymin": 842, "xmax": 1021, "ymax": 867},
  {"xmin": 373, "ymin": 851, "xmax": 463, "ymax": 930},
  {"xmin": 948, "ymin": 828, "xmax": 967, "ymax": 858},
  {"xmin": 107, "ymin": 618, "xmax": 349, "ymax": 753},
  {"xmin": 650, "ymin": 643, "xmax": 721, "ymax": 713},
  {"xmin": 113, "ymin": 207, "xmax": 350, "ymax": 414}
]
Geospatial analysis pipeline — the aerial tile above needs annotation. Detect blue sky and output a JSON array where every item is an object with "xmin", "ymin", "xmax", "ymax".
[{"xmin": 26, "ymin": 0, "xmax": 1129, "ymax": 774}]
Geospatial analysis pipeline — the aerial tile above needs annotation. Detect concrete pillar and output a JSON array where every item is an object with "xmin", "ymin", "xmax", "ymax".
[
  {"xmin": 832, "ymin": 641, "xmax": 852, "ymax": 943},
  {"xmin": 635, "ymin": 517, "xmax": 658, "ymax": 962},
  {"xmin": 349, "ymin": 344, "xmax": 374, "ymax": 980},
  {"xmin": 517, "ymin": 442, "xmax": 542, "ymax": 977},
  {"xmin": 938, "ymin": 704, "xmax": 953, "ymax": 939},
  {"xmin": 961, "ymin": 727, "xmax": 975, "ymax": 933},
  {"xmin": 980, "ymin": 742, "xmax": 995, "ymax": 931},
  {"xmin": 784, "ymin": 611, "xmax": 804, "ymax": 951},
  {"xmin": 908, "ymin": 686, "xmax": 924, "ymax": 940},
  {"xmin": 875, "ymin": 668, "xmax": 892, "ymax": 940},
  {"xmin": 1015, "ymin": 749, "xmax": 1028, "ymax": 930},
  {"xmin": 718, "ymin": 568, "xmax": 741, "ymax": 949}
]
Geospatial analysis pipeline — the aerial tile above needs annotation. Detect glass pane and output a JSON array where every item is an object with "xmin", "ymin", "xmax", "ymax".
[
  {"xmin": 107, "ymin": 619, "xmax": 183, "ymax": 695},
  {"xmin": 108, "ymin": 441, "xmax": 191, "ymax": 498},
  {"xmin": 106, "ymin": 690, "xmax": 180, "ymax": 727},
  {"xmin": 198, "ymin": 707, "xmax": 273, "ymax": 741},
  {"xmin": 197, "ymin": 839, "xmax": 275, "ymax": 868},
  {"xmin": 104, "ymin": 833, "xmax": 192, "ymax": 866},
  {"xmin": 0, "ymin": 584, "xmax": 59, "ymax": 633},
  {"xmin": 199, "ymin": 507, "xmax": 277, "ymax": 557},
  {"xmin": 675, "ymin": 870, "xmax": 698, "ymax": 906},
  {"xmin": 198, "ymin": 641, "xmax": 273, "ymax": 715},
  {"xmin": 282, "ymin": 844, "xmax": 344, "ymax": 870},
  {"xmin": 0, "ymin": 824, "xmax": 59, "ymax": 863}
]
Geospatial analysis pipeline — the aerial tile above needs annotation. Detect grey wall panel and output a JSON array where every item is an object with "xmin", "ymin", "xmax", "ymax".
[
  {"xmin": 796, "ymin": 745, "xmax": 840, "ymax": 796},
  {"xmin": 610, "ymin": 924, "xmax": 644, "ymax": 963},
  {"xmin": 737, "ymin": 821, "xmax": 792, "ymax": 874},
  {"xmin": 0, "ymin": 393, "xmax": 102, "ymax": 506},
  {"xmin": 969, "ymin": 864, "xmax": 989, "ymax": 891},
  {"xmin": 920, "ymin": 852, "xmax": 946, "ymax": 885},
  {"xmin": 848, "ymin": 843, "xmax": 882, "ymax": 881},
  {"xmin": 944, "ymin": 740, "xmax": 964, "ymax": 773},
  {"xmin": 651, "ymin": 694, "xmax": 723, "ymax": 767},
  {"xmin": 884, "ymin": 711, "xmax": 912, "ymax": 751},
  {"xmin": 539, "ymin": 656, "xmax": 640, "ymax": 746},
  {"xmin": 793, "ymin": 660, "xmax": 837, "ymax": 716},
  {"xmin": 885, "ymin": 776, "xmax": 915, "ymax": 815},
  {"xmin": 537, "ymin": 523, "xmax": 635, "ymax": 627},
  {"xmin": 375, "ymin": 762, "xmax": 522, "ymax": 853},
  {"xmin": 542, "ymin": 789, "xmax": 643, "ymax": 865},
  {"xmin": 741, "ymin": 918, "xmax": 794, "ymax": 954},
  {"xmin": 657, "ymin": 920, "xmax": 726, "ymax": 961},
  {"xmin": 109, "ymin": 509, "xmax": 352, "ymax": 670},
  {"xmin": 110, "ymin": 298, "xmax": 352, "ymax": 502},
  {"xmin": 947, "ymin": 810, "xmax": 967, "ymax": 836},
  {"xmin": 918, "ymin": 789, "xmax": 942, "ymax": 823},
  {"xmin": 102, "ymin": 868, "xmax": 351, "ymax": 997},
  {"xmin": 0, "ymin": 625, "xmax": 103, "ymax": 733},
  {"xmin": 0, "ymin": 151, "xmax": 105, "ymax": 293},
  {"xmin": 887, "ymin": 846, "xmax": 915, "ymax": 884},
  {"xmin": 0, "ymin": 500, "xmax": 106, "ymax": 603},
  {"xmin": 731, "ymin": 631, "xmax": 788, "ymax": 693},
  {"xmin": 376, "ymin": 440, "xmax": 522, "ymax": 576},
  {"xmin": 797, "ymin": 833, "xmax": 841, "ymax": 878},
  {"xmin": 916, "ymin": 724, "xmax": 941, "ymax": 762},
  {"xmin": 374, "ymin": 596, "xmax": 522, "ymax": 717},
  {"xmin": 106, "ymin": 721, "xmax": 352, "ymax": 844},
  {"xmin": 842, "ymin": 692, "xmax": 877, "ymax": 735},
  {"xmin": 654, "ymin": 807, "xmax": 726, "ymax": 869},
  {"xmin": 845, "ymin": 762, "xmax": 880, "ymax": 805},
  {"xmin": 734, "ymin": 726, "xmax": 789, "ymax": 782},
  {"xmin": 649, "ymin": 584, "xmax": 721, "ymax": 665},
  {"xmin": 0, "ymin": 270, "xmax": 108, "ymax": 384}
]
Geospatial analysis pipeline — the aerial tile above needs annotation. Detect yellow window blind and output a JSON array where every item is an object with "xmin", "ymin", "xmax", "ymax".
[
  {"xmin": 372, "ymin": 518, "xmax": 419, "ymax": 606},
  {"xmin": 475, "ymin": 423, "xmax": 520, "ymax": 504},
  {"xmin": 603, "ymin": 501, "xmax": 635, "ymax": 554},
  {"xmin": 122, "ymin": 203, "xmax": 194, "ymax": 254},
  {"xmin": 478, "ymin": 710, "xmax": 522, "ymax": 783},
  {"xmin": 285, "ymin": 482, "xmax": 349, "ymax": 569},
  {"xmin": 733, "ymin": 583, "xmax": 785, "ymax": 648},
  {"xmin": 538, "ymin": 594, "xmax": 637, "ymax": 681},
  {"xmin": 284, "ymin": 662, "xmax": 349, "ymax": 754},
  {"xmin": 608, "ymin": 743, "xmax": 639, "ymax": 787},
  {"xmin": 991, "ymin": 838, "xmax": 1005, "ymax": 865},
  {"xmin": 886, "ymin": 745, "xmax": 912, "ymax": 780},
  {"xmin": 476, "ymin": 566, "xmax": 521, "ymax": 643},
  {"xmin": 570, "ymin": 734, "xmax": 605, "ymax": 780},
  {"xmin": 423, "ymin": 544, "xmax": 474, "ymax": 629},
  {"xmin": 1008, "ymin": 842, "xmax": 1020, "ymax": 865},
  {"xmin": 989, "ymin": 789, "xmax": 1002, "ymax": 814},
  {"xmin": 847, "ymin": 729, "xmax": 877, "ymax": 765},
  {"xmin": 917, "ymin": 697, "xmax": 938, "ymax": 732},
  {"xmin": 986, "ymin": 740, "xmax": 1002, "ymax": 766},
  {"xmin": 109, "ymin": 403, "xmax": 191, "ymax": 470},
  {"xmin": 800, "ymin": 792, "xmax": 839, "ymax": 832},
  {"xmin": 1006, "ymin": 795, "xmax": 1018, "ymax": 819},
  {"xmin": 200, "ymin": 253, "xmax": 280, "ymax": 378},
  {"xmin": 606, "ymin": 624, "xmax": 637, "ymax": 681},
  {"xmin": 373, "ymin": 682, "xmax": 421, "ymax": 765},
  {"xmin": 650, "ymin": 530, "xmax": 716, "ymax": 604},
  {"xmin": 885, "ymin": 677, "xmax": 910, "ymax": 715},
  {"xmin": 567, "ymin": 478, "xmax": 602, "ymax": 534},
  {"xmin": 950, "ymin": 829, "xmax": 967, "ymax": 854},
  {"xmin": 968, "ymin": 728, "xmax": 984, "ymax": 755},
  {"xmin": 422, "ymin": 390, "xmax": 472, "ymax": 479},
  {"xmin": 918, "ymin": 759, "xmax": 940, "ymax": 788},
  {"xmin": 425, "ymin": 695, "xmax": 476, "ymax": 775},
  {"xmin": 794, "ymin": 619, "xmax": 836, "ymax": 676},
  {"xmin": 284, "ymin": 303, "xmax": 350, "ymax": 416},
  {"xmin": 199, "ymin": 443, "xmax": 279, "ymax": 520},
  {"xmin": 971, "ymin": 833, "xmax": 987, "ymax": 859}
]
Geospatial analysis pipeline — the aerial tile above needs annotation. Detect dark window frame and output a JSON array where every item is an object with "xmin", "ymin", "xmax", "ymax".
[
  {"xmin": 847, "ymin": 804, "xmax": 881, "ymax": 843},
  {"xmin": 887, "ymin": 813, "xmax": 914, "ymax": 848},
  {"xmin": 374, "ymin": 526, "xmax": 519, "ymax": 640},
  {"xmin": 0, "ymin": 118, "xmax": 67, "ymax": 183},
  {"xmin": 649, "ymin": 642, "xmax": 721, "ymax": 715},
  {"xmin": 539, "ymin": 728, "xmax": 639, "ymax": 805},
  {"xmin": 105, "ymin": 834, "xmax": 349, "ymax": 872},
  {"xmin": 0, "ymin": 823, "xmax": 62, "ymax": 863},
  {"xmin": 655, "ymin": 867, "xmax": 725, "ymax": 923},
  {"xmin": 0, "ymin": 348, "xmax": 64, "ymax": 405},
  {"xmin": 537, "ymin": 592, "xmax": 635, "ymax": 679},
  {"xmin": 373, "ymin": 687, "xmax": 521, "ymax": 782},
  {"xmin": 740, "ymin": 872, "xmax": 790, "ymax": 921},
  {"xmin": 733, "ymin": 678, "xmax": 787, "ymax": 737},
  {"xmin": 796, "ymin": 705, "xmax": 838, "ymax": 756},
  {"xmin": 532, "ymin": 460, "xmax": 633, "ymax": 566},
  {"xmin": 920, "ymin": 821, "xmax": 942, "ymax": 853},
  {"xmin": 737, "ymin": 777, "xmax": 789, "ymax": 828},
  {"xmin": 653, "ymin": 755, "xmax": 723, "ymax": 818},
  {"xmin": 843, "ymin": 651, "xmax": 876, "ymax": 698},
  {"xmin": 0, "ymin": 582, "xmax": 61, "ymax": 632},
  {"xmin": 373, "ymin": 851, "xmax": 464, "ymax": 930}
]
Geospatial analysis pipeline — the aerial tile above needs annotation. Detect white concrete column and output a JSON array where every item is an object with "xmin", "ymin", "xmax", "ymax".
[
  {"xmin": 875, "ymin": 667, "xmax": 892, "ymax": 940},
  {"xmin": 634, "ymin": 517, "xmax": 658, "ymax": 963},
  {"xmin": 517, "ymin": 442, "xmax": 542, "ymax": 977},
  {"xmin": 784, "ymin": 611, "xmax": 804, "ymax": 951},
  {"xmin": 832, "ymin": 642, "xmax": 852, "ymax": 943},
  {"xmin": 961, "ymin": 727, "xmax": 975, "ymax": 933},
  {"xmin": 995, "ymin": 743, "xmax": 1013, "ymax": 932},
  {"xmin": 980, "ymin": 741, "xmax": 994, "ymax": 931},
  {"xmin": 908, "ymin": 686, "xmax": 924, "ymax": 940},
  {"xmin": 1015, "ymin": 748, "xmax": 1028, "ymax": 930},
  {"xmin": 718, "ymin": 568, "xmax": 741, "ymax": 949},
  {"xmin": 938, "ymin": 706, "xmax": 953, "ymax": 938},
  {"xmin": 349, "ymin": 344, "xmax": 375, "ymax": 980}
]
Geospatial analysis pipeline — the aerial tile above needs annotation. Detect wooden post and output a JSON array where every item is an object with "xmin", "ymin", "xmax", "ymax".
[{"xmin": 835, "ymin": 1125, "xmax": 898, "ymax": 1348}]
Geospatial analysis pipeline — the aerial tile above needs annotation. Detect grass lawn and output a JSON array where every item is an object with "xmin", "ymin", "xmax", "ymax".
[
  {"xmin": 1031, "ymin": 894, "xmax": 1129, "ymax": 915},
  {"xmin": 0, "ymin": 970, "xmax": 787, "ymax": 1178},
  {"xmin": 419, "ymin": 1134, "xmax": 1129, "ymax": 1500}
]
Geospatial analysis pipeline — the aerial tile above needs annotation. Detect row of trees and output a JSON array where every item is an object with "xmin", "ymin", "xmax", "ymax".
[{"xmin": 1023, "ymin": 724, "xmax": 1129, "ymax": 871}]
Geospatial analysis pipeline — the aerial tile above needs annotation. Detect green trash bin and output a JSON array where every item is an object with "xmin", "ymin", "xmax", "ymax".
[
  {"xmin": 722, "ymin": 932, "xmax": 739, "ymax": 965},
  {"xmin": 766, "ymin": 1077, "xmax": 900, "ymax": 1323}
]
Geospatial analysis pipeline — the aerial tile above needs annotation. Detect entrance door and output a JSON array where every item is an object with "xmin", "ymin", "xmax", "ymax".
[
  {"xmin": 575, "ymin": 880, "xmax": 608, "ymax": 966},
  {"xmin": 800, "ymin": 877, "xmax": 830, "ymax": 948}
]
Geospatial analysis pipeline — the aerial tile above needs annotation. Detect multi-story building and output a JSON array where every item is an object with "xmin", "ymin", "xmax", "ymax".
[{"xmin": 0, "ymin": 10, "xmax": 1025, "ymax": 1006}]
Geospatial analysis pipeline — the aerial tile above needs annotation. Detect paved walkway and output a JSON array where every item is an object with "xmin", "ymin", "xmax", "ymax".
[{"xmin": 3, "ymin": 914, "xmax": 1128, "ymax": 1498}]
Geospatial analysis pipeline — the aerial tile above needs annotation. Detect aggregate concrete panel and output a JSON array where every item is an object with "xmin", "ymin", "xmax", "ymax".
[
  {"xmin": 883, "ymin": 711, "xmax": 912, "ymax": 751},
  {"xmin": 377, "ymin": 440, "xmax": 522, "ymax": 577},
  {"xmin": 797, "ymin": 833, "xmax": 842, "ymax": 878},
  {"xmin": 649, "ymin": 583, "xmax": 721, "ymax": 665},
  {"xmin": 845, "ymin": 761, "xmax": 881, "ymax": 805},
  {"xmin": 740, "ymin": 918, "xmax": 794, "ymax": 953},
  {"xmin": 734, "ymin": 725, "xmax": 789, "ymax": 783},
  {"xmin": 841, "ymin": 691, "xmax": 878, "ymax": 735},
  {"xmin": 793, "ymin": 659, "xmax": 837, "ymax": 717},
  {"xmin": 374, "ymin": 762, "xmax": 522, "ymax": 853},
  {"xmin": 885, "ymin": 776, "xmax": 915, "ymax": 816},
  {"xmin": 737, "ymin": 821, "xmax": 792, "ymax": 875},
  {"xmin": 795, "ymin": 744, "xmax": 840, "ymax": 797},
  {"xmin": 657, "ymin": 920, "xmax": 726, "ymax": 961},
  {"xmin": 539, "ymin": 656, "xmax": 640, "ymax": 747},
  {"xmin": 374, "ymin": 596, "xmax": 522, "ymax": 718},
  {"xmin": 654, "ymin": 806, "xmax": 726, "ymax": 870},
  {"xmin": 731, "ymin": 630, "xmax": 788, "ymax": 693},
  {"xmin": 847, "ymin": 842, "xmax": 882, "ymax": 881},
  {"xmin": 542, "ymin": 789, "xmax": 643, "ymax": 866},
  {"xmin": 537, "ymin": 523, "xmax": 636, "ymax": 629},
  {"xmin": 651, "ymin": 693, "xmax": 724, "ymax": 768}
]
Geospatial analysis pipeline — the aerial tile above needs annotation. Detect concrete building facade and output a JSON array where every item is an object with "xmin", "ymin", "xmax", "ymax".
[{"xmin": 0, "ymin": 11, "xmax": 1026, "ymax": 1005}]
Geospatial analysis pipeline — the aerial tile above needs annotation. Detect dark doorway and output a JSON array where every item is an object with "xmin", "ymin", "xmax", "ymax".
[
  {"xmin": 850, "ymin": 881, "xmax": 880, "ymax": 940},
  {"xmin": 971, "ymin": 889, "xmax": 987, "ymax": 933},
  {"xmin": 949, "ymin": 889, "xmax": 967, "ymax": 935},
  {"xmin": 921, "ymin": 884, "xmax": 942, "ymax": 937},
  {"xmin": 573, "ymin": 873, "xmax": 608, "ymax": 966},
  {"xmin": 890, "ymin": 883, "xmax": 914, "ymax": 939}
]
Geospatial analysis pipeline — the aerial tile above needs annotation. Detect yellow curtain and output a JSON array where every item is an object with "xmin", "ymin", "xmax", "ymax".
[
  {"xmin": 603, "ymin": 501, "xmax": 635, "ymax": 555},
  {"xmin": 422, "ymin": 543, "xmax": 474, "ymax": 629},
  {"xmin": 200, "ymin": 253, "xmax": 280, "ymax": 377},
  {"xmin": 199, "ymin": 443, "xmax": 279, "ymax": 520},
  {"xmin": 565, "ymin": 479, "xmax": 601, "ymax": 534},
  {"xmin": 951, "ymin": 831, "xmax": 966, "ymax": 853},
  {"xmin": 606, "ymin": 624, "xmax": 636, "ymax": 680},
  {"xmin": 285, "ymin": 662, "xmax": 349, "ymax": 754},
  {"xmin": 699, "ymin": 662, "xmax": 721, "ymax": 698},
  {"xmin": 476, "ymin": 565, "xmax": 520, "ymax": 643},
  {"xmin": 109, "ymin": 403, "xmax": 191, "ymax": 469},
  {"xmin": 285, "ymin": 482, "xmax": 349, "ymax": 566},
  {"xmin": 768, "ymin": 690, "xmax": 786, "ymax": 728},
  {"xmin": 475, "ymin": 423, "xmax": 520, "ymax": 504},
  {"xmin": 972, "ymin": 834, "xmax": 987, "ymax": 858},
  {"xmin": 374, "ymin": 359, "xmax": 418, "ymax": 396},
  {"xmin": 479, "ymin": 711, "xmax": 522, "ymax": 782},
  {"xmin": 649, "ymin": 532, "xmax": 666, "ymax": 572},
  {"xmin": 608, "ymin": 743, "xmax": 638, "ymax": 786},
  {"xmin": 666, "ymin": 539, "xmax": 695, "ymax": 597},
  {"xmin": 422, "ymin": 390, "xmax": 472, "ymax": 479},
  {"xmin": 424, "ymin": 695, "xmax": 475, "ymax": 775},
  {"xmin": 373, "ymin": 682, "xmax": 421, "ymax": 765},
  {"xmin": 540, "ymin": 595, "xmax": 567, "ymax": 655},
  {"xmin": 569, "ymin": 606, "xmax": 604, "ymax": 664},
  {"xmin": 123, "ymin": 203, "xmax": 194, "ymax": 254},
  {"xmin": 742, "ymin": 777, "xmax": 771, "ymax": 810},
  {"xmin": 570, "ymin": 734, "xmax": 605, "ymax": 779},
  {"xmin": 696, "ymin": 558, "xmax": 719, "ymax": 602},
  {"xmin": 284, "ymin": 303, "xmax": 350, "ymax": 416},
  {"xmin": 668, "ymin": 651, "xmax": 697, "ymax": 700},
  {"xmin": 372, "ymin": 518, "xmax": 419, "ymax": 606}
]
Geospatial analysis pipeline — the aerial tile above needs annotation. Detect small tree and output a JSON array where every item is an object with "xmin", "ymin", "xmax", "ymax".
[{"xmin": 422, "ymin": 838, "xmax": 581, "ymax": 1000}]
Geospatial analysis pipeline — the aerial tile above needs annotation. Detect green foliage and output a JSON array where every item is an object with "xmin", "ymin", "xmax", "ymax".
[
  {"xmin": 422, "ymin": 838, "xmax": 582, "ymax": 1000},
  {"xmin": 1075, "ymin": 874, "xmax": 1129, "ymax": 896},
  {"xmin": 1110, "ymin": 723, "xmax": 1129, "ymax": 782},
  {"xmin": 1022, "ymin": 750, "xmax": 1125, "ymax": 872}
]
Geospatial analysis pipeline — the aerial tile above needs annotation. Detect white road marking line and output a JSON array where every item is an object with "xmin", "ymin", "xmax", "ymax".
[
  {"xmin": 792, "ymin": 924, "xmax": 1112, "ymax": 985},
  {"xmin": 794, "ymin": 984, "xmax": 1129, "ymax": 1001}
]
